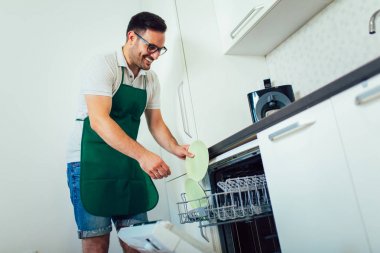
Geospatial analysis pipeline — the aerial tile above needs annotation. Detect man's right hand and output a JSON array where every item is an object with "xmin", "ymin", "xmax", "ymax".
[{"xmin": 138, "ymin": 150, "xmax": 171, "ymax": 179}]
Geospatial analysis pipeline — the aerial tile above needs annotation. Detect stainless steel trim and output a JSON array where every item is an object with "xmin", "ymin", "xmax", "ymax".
[
  {"xmin": 355, "ymin": 85, "xmax": 380, "ymax": 105},
  {"xmin": 230, "ymin": 5, "xmax": 264, "ymax": 39},
  {"xmin": 369, "ymin": 9, "xmax": 380, "ymax": 34},
  {"xmin": 268, "ymin": 120, "xmax": 315, "ymax": 141},
  {"xmin": 178, "ymin": 81, "xmax": 192, "ymax": 138},
  {"xmin": 208, "ymin": 146, "xmax": 260, "ymax": 171},
  {"xmin": 167, "ymin": 172, "xmax": 187, "ymax": 182}
]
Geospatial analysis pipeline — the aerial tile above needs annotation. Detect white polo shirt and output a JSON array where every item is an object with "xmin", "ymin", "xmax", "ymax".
[{"xmin": 66, "ymin": 47, "xmax": 161, "ymax": 163}]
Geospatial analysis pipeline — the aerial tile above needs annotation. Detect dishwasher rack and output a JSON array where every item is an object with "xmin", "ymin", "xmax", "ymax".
[{"xmin": 177, "ymin": 175, "xmax": 272, "ymax": 229}]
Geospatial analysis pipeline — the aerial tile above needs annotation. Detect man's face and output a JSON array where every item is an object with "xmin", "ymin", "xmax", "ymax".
[{"xmin": 130, "ymin": 29, "xmax": 166, "ymax": 70}]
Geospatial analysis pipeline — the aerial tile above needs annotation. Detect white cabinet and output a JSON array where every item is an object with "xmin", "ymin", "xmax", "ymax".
[
  {"xmin": 331, "ymin": 74, "xmax": 380, "ymax": 252},
  {"xmin": 144, "ymin": 0, "xmax": 198, "ymax": 180},
  {"xmin": 176, "ymin": 78, "xmax": 198, "ymax": 144},
  {"xmin": 162, "ymin": 76, "xmax": 198, "ymax": 181},
  {"xmin": 212, "ymin": 0, "xmax": 267, "ymax": 45},
  {"xmin": 175, "ymin": 0, "xmax": 269, "ymax": 147},
  {"xmin": 213, "ymin": 0, "xmax": 334, "ymax": 55},
  {"xmin": 257, "ymin": 100, "xmax": 370, "ymax": 253}
]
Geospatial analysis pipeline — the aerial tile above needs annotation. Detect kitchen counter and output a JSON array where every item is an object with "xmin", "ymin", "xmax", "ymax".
[{"xmin": 209, "ymin": 56, "xmax": 380, "ymax": 159}]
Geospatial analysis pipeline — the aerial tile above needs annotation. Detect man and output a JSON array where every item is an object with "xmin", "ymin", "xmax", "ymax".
[{"xmin": 66, "ymin": 12, "xmax": 193, "ymax": 253}]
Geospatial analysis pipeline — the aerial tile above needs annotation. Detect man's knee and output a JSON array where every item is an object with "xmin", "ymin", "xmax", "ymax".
[
  {"xmin": 82, "ymin": 234, "xmax": 110, "ymax": 253},
  {"xmin": 119, "ymin": 238, "xmax": 140, "ymax": 253}
]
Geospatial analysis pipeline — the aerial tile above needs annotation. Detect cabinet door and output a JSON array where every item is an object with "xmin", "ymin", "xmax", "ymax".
[
  {"xmin": 331, "ymin": 74, "xmax": 380, "ymax": 252},
  {"xmin": 146, "ymin": 0, "xmax": 198, "ymax": 180},
  {"xmin": 257, "ymin": 100, "xmax": 370, "ymax": 253},
  {"xmin": 175, "ymin": 0, "xmax": 269, "ymax": 147},
  {"xmin": 176, "ymin": 78, "xmax": 198, "ymax": 144},
  {"xmin": 163, "ymin": 77, "xmax": 198, "ymax": 181},
  {"xmin": 213, "ymin": 0, "xmax": 334, "ymax": 55},
  {"xmin": 213, "ymin": 0, "xmax": 269, "ymax": 51}
]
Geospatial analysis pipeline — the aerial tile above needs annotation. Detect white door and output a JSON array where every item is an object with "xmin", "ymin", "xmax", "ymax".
[
  {"xmin": 163, "ymin": 76, "xmax": 198, "ymax": 181},
  {"xmin": 331, "ymin": 73, "xmax": 380, "ymax": 252},
  {"xmin": 175, "ymin": 0, "xmax": 268, "ymax": 147},
  {"xmin": 145, "ymin": 0, "xmax": 198, "ymax": 180},
  {"xmin": 257, "ymin": 100, "xmax": 370, "ymax": 253},
  {"xmin": 213, "ymin": 0, "xmax": 268, "ymax": 51}
]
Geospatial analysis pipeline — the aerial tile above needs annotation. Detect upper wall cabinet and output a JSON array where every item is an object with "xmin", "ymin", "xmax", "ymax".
[{"xmin": 213, "ymin": 0, "xmax": 334, "ymax": 56}]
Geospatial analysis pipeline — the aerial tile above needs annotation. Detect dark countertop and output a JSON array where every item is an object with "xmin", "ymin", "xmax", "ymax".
[{"xmin": 209, "ymin": 56, "xmax": 380, "ymax": 159}]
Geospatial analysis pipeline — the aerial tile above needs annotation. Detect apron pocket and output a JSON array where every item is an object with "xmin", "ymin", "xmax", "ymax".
[{"xmin": 81, "ymin": 178, "xmax": 154, "ymax": 217}]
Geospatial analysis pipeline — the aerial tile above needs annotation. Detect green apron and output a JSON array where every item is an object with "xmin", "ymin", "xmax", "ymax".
[{"xmin": 80, "ymin": 67, "xmax": 159, "ymax": 216}]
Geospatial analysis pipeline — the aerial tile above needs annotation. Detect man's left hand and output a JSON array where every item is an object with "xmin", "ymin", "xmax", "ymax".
[{"xmin": 172, "ymin": 144, "xmax": 194, "ymax": 160}]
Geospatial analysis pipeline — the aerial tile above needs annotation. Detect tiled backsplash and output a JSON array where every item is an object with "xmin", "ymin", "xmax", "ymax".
[{"xmin": 266, "ymin": 0, "xmax": 380, "ymax": 98}]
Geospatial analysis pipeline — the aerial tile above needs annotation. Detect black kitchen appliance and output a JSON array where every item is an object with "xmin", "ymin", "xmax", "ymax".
[
  {"xmin": 208, "ymin": 144, "xmax": 281, "ymax": 253},
  {"xmin": 176, "ymin": 141, "xmax": 281, "ymax": 252},
  {"xmin": 247, "ymin": 79, "xmax": 295, "ymax": 123}
]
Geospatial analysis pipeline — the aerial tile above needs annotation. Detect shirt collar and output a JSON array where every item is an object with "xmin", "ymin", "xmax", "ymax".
[{"xmin": 117, "ymin": 47, "xmax": 147, "ymax": 77}]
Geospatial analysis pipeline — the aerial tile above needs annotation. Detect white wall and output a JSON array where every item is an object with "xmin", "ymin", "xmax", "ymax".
[
  {"xmin": 266, "ymin": 0, "xmax": 380, "ymax": 97},
  {"xmin": 5, "ymin": 0, "xmax": 377, "ymax": 251},
  {"xmin": 0, "ymin": 0, "xmax": 141, "ymax": 252}
]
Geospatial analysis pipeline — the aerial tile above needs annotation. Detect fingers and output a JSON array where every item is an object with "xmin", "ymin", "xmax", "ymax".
[
  {"xmin": 140, "ymin": 151, "xmax": 172, "ymax": 180},
  {"xmin": 160, "ymin": 161, "xmax": 171, "ymax": 175},
  {"xmin": 177, "ymin": 145, "xmax": 194, "ymax": 160},
  {"xmin": 182, "ymin": 145, "xmax": 193, "ymax": 157},
  {"xmin": 149, "ymin": 162, "xmax": 171, "ymax": 180},
  {"xmin": 185, "ymin": 150, "xmax": 195, "ymax": 158},
  {"xmin": 157, "ymin": 162, "xmax": 171, "ymax": 177},
  {"xmin": 148, "ymin": 171, "xmax": 157, "ymax": 179}
]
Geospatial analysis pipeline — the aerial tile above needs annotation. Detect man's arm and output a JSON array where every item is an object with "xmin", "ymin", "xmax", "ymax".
[
  {"xmin": 85, "ymin": 95, "xmax": 170, "ymax": 179},
  {"xmin": 145, "ymin": 109, "xmax": 193, "ymax": 160}
]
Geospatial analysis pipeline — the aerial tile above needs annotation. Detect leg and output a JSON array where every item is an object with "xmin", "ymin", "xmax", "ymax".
[
  {"xmin": 82, "ymin": 234, "xmax": 110, "ymax": 253},
  {"xmin": 113, "ymin": 213, "xmax": 148, "ymax": 253},
  {"xmin": 67, "ymin": 162, "xmax": 113, "ymax": 252},
  {"xmin": 119, "ymin": 238, "xmax": 140, "ymax": 253}
]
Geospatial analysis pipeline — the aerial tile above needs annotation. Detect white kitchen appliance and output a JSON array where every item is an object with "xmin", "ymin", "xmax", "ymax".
[{"xmin": 118, "ymin": 220, "xmax": 214, "ymax": 253}]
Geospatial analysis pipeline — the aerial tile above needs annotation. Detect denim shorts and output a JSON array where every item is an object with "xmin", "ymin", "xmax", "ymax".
[{"xmin": 67, "ymin": 162, "xmax": 148, "ymax": 239}]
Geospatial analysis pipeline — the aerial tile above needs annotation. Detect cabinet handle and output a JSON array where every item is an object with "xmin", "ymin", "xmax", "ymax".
[
  {"xmin": 230, "ymin": 5, "xmax": 264, "ymax": 39},
  {"xmin": 268, "ymin": 120, "xmax": 315, "ymax": 141},
  {"xmin": 355, "ymin": 85, "xmax": 380, "ymax": 105},
  {"xmin": 178, "ymin": 81, "xmax": 192, "ymax": 138}
]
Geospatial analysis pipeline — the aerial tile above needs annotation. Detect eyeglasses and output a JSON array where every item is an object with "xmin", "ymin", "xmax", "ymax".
[{"xmin": 134, "ymin": 31, "xmax": 167, "ymax": 55}]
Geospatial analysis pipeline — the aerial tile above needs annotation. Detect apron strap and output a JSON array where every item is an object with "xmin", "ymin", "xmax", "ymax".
[
  {"xmin": 121, "ymin": 66, "xmax": 147, "ymax": 90},
  {"xmin": 121, "ymin": 66, "xmax": 125, "ymax": 85}
]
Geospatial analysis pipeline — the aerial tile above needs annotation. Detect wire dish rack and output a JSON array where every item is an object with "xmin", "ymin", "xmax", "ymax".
[{"xmin": 177, "ymin": 175, "xmax": 272, "ymax": 228}]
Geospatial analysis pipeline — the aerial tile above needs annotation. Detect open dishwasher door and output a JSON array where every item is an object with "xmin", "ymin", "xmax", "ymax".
[{"xmin": 118, "ymin": 220, "xmax": 214, "ymax": 253}]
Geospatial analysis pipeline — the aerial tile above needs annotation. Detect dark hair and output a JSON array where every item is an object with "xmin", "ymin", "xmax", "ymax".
[{"xmin": 127, "ymin": 11, "xmax": 167, "ymax": 35}]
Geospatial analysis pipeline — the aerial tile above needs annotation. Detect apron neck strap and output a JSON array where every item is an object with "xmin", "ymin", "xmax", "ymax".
[
  {"xmin": 121, "ymin": 66, "xmax": 147, "ymax": 90},
  {"xmin": 121, "ymin": 66, "xmax": 125, "ymax": 85}
]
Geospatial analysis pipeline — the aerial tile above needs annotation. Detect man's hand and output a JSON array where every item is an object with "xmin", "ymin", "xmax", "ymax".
[
  {"xmin": 171, "ymin": 144, "xmax": 194, "ymax": 160},
  {"xmin": 145, "ymin": 110, "xmax": 194, "ymax": 161},
  {"xmin": 138, "ymin": 150, "xmax": 171, "ymax": 179}
]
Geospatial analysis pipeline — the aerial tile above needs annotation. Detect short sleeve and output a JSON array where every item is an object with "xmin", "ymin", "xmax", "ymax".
[
  {"xmin": 80, "ymin": 55, "xmax": 116, "ymax": 97},
  {"xmin": 146, "ymin": 71, "xmax": 161, "ymax": 109}
]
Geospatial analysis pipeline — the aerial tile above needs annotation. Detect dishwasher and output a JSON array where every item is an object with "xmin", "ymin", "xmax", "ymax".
[{"xmin": 119, "ymin": 139, "xmax": 281, "ymax": 253}]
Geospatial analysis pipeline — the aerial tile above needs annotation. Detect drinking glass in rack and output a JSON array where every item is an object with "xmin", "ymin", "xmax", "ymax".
[{"xmin": 177, "ymin": 174, "xmax": 272, "ymax": 225}]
